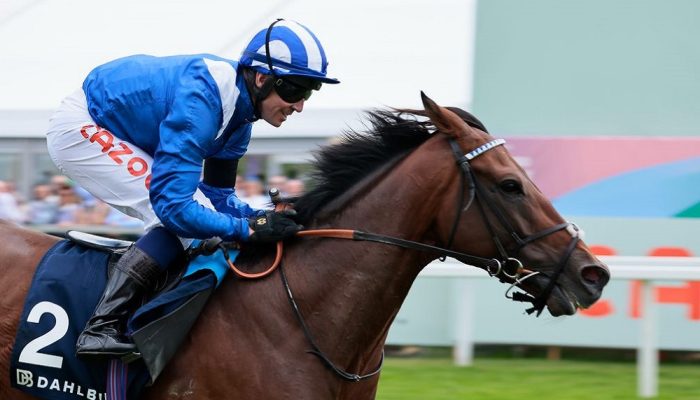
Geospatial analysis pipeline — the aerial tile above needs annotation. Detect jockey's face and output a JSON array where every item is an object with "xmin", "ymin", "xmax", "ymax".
[{"xmin": 256, "ymin": 73, "xmax": 305, "ymax": 127}]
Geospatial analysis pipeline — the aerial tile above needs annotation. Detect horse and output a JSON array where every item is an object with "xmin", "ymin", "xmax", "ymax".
[{"xmin": 0, "ymin": 93, "xmax": 609, "ymax": 399}]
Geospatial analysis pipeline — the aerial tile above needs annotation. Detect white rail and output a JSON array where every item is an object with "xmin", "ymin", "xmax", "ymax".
[{"xmin": 419, "ymin": 256, "xmax": 700, "ymax": 399}]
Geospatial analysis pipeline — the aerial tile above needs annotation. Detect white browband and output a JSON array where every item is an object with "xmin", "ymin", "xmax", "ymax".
[{"xmin": 464, "ymin": 138, "xmax": 506, "ymax": 160}]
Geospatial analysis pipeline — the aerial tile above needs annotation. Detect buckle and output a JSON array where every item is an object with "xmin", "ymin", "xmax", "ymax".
[{"xmin": 502, "ymin": 258, "xmax": 523, "ymax": 279}]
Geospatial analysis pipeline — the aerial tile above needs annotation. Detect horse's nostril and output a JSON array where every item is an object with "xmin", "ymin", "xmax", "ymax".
[{"xmin": 581, "ymin": 265, "xmax": 610, "ymax": 288}]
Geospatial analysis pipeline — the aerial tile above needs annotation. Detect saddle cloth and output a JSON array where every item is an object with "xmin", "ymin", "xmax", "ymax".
[{"xmin": 10, "ymin": 239, "xmax": 236, "ymax": 400}]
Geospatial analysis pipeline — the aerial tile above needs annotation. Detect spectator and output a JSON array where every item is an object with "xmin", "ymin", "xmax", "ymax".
[
  {"xmin": 5, "ymin": 180, "xmax": 26, "ymax": 209},
  {"xmin": 55, "ymin": 181, "xmax": 83, "ymax": 225},
  {"xmin": 240, "ymin": 177, "xmax": 271, "ymax": 210},
  {"xmin": 49, "ymin": 174, "xmax": 72, "ymax": 192},
  {"xmin": 25, "ymin": 183, "xmax": 59, "ymax": 224},
  {"xmin": 47, "ymin": 174, "xmax": 113, "ymax": 225},
  {"xmin": 284, "ymin": 178, "xmax": 306, "ymax": 198},
  {"xmin": 267, "ymin": 175, "xmax": 288, "ymax": 195},
  {"xmin": 104, "ymin": 206, "xmax": 145, "ymax": 228},
  {"xmin": 234, "ymin": 174, "xmax": 248, "ymax": 198},
  {"xmin": 75, "ymin": 198, "xmax": 111, "ymax": 225},
  {"xmin": 0, "ymin": 180, "xmax": 24, "ymax": 223},
  {"xmin": 48, "ymin": 175, "xmax": 71, "ymax": 204}
]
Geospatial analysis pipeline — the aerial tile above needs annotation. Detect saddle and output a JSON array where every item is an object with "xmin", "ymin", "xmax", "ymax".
[
  {"xmin": 10, "ymin": 231, "xmax": 236, "ymax": 400},
  {"xmin": 66, "ymin": 231, "xmax": 132, "ymax": 250}
]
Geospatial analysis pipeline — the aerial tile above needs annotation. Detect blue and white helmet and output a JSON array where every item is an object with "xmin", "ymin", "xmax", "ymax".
[{"xmin": 240, "ymin": 19, "xmax": 339, "ymax": 84}]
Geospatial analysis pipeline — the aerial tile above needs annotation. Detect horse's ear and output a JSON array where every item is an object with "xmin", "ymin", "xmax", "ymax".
[{"xmin": 420, "ymin": 91, "xmax": 470, "ymax": 139}]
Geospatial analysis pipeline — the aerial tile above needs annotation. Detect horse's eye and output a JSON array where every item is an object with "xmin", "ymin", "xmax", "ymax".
[{"xmin": 499, "ymin": 179, "xmax": 523, "ymax": 194}]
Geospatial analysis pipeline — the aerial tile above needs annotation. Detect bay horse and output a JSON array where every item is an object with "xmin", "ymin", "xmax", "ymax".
[{"xmin": 0, "ymin": 93, "xmax": 609, "ymax": 399}]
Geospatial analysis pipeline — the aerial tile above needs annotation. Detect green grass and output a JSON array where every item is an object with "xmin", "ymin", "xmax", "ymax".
[{"xmin": 376, "ymin": 357, "xmax": 700, "ymax": 400}]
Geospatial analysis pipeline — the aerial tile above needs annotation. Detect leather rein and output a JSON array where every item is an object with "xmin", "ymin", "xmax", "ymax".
[
  {"xmin": 193, "ymin": 136, "xmax": 582, "ymax": 382},
  {"xmin": 219, "ymin": 137, "xmax": 581, "ymax": 313}
]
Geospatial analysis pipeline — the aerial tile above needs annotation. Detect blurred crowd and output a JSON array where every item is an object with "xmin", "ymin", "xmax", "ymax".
[
  {"xmin": 0, "ymin": 175, "xmax": 143, "ymax": 228},
  {"xmin": 0, "ymin": 174, "xmax": 305, "ymax": 228}
]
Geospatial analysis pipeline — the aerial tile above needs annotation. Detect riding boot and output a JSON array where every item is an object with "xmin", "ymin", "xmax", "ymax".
[{"xmin": 76, "ymin": 245, "xmax": 161, "ymax": 360}]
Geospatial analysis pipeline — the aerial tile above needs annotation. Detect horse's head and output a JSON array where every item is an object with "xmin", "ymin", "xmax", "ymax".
[{"xmin": 419, "ymin": 92, "xmax": 609, "ymax": 316}]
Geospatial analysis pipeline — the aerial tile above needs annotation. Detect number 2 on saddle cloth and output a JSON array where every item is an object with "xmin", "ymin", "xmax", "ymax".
[{"xmin": 10, "ymin": 235, "xmax": 236, "ymax": 400}]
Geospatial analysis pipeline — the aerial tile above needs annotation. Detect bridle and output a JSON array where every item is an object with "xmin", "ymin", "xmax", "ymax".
[
  {"xmin": 284, "ymin": 136, "xmax": 583, "ymax": 316},
  {"xmin": 443, "ymin": 137, "xmax": 582, "ymax": 316},
  {"xmin": 192, "ymin": 135, "xmax": 584, "ymax": 382}
]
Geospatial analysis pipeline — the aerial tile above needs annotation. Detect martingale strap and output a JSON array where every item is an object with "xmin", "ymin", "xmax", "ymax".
[{"xmin": 279, "ymin": 263, "xmax": 383, "ymax": 382}]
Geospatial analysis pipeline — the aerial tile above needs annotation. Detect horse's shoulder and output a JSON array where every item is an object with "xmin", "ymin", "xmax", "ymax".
[{"xmin": 0, "ymin": 220, "xmax": 61, "ymax": 260}]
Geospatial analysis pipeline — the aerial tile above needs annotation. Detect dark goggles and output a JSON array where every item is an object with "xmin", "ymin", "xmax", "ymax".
[{"xmin": 273, "ymin": 76, "xmax": 322, "ymax": 103}]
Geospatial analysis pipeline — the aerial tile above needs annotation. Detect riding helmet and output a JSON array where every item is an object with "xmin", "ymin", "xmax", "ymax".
[{"xmin": 240, "ymin": 19, "xmax": 340, "ymax": 84}]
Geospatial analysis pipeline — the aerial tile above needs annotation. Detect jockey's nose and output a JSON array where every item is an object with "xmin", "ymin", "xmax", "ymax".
[{"xmin": 292, "ymin": 99, "xmax": 305, "ymax": 113}]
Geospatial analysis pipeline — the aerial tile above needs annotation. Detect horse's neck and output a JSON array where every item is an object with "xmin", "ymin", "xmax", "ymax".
[{"xmin": 281, "ymin": 145, "xmax": 452, "ymax": 370}]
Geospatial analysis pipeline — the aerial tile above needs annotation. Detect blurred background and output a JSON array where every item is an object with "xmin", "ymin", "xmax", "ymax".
[{"xmin": 1, "ymin": 0, "xmax": 699, "ymax": 398}]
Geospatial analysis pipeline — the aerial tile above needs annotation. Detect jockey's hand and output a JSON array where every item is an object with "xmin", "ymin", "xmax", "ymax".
[{"xmin": 247, "ymin": 210, "xmax": 303, "ymax": 243}]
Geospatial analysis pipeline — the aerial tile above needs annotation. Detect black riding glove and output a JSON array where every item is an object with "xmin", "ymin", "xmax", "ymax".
[{"xmin": 248, "ymin": 210, "xmax": 303, "ymax": 243}]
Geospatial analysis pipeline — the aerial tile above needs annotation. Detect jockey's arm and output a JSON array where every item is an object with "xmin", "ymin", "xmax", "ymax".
[{"xmin": 149, "ymin": 79, "xmax": 251, "ymax": 241}]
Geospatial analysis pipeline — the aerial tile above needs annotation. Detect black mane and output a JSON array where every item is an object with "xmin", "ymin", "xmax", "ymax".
[{"xmin": 294, "ymin": 107, "xmax": 488, "ymax": 223}]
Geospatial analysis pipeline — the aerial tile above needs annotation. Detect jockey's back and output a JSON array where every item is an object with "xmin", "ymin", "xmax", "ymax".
[{"xmin": 82, "ymin": 54, "xmax": 253, "ymax": 159}]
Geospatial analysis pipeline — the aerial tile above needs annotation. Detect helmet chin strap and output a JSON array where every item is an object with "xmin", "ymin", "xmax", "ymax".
[
  {"xmin": 252, "ymin": 76, "xmax": 274, "ymax": 120},
  {"xmin": 250, "ymin": 18, "xmax": 284, "ymax": 120}
]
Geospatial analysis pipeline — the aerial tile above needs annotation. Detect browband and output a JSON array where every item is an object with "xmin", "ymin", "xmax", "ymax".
[{"xmin": 464, "ymin": 139, "xmax": 506, "ymax": 160}]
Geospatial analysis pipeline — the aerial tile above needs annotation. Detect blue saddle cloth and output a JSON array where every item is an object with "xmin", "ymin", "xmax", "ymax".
[{"xmin": 10, "ymin": 239, "xmax": 234, "ymax": 400}]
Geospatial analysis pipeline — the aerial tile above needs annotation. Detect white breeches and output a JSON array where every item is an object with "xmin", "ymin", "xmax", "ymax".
[{"xmin": 46, "ymin": 88, "xmax": 213, "ymax": 246}]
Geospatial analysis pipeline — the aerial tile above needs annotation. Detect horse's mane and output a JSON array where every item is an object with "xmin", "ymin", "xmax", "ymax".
[
  {"xmin": 238, "ymin": 107, "xmax": 486, "ymax": 261},
  {"xmin": 293, "ymin": 107, "xmax": 488, "ymax": 223}
]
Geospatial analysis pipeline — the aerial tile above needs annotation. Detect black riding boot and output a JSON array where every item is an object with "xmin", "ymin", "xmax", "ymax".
[{"xmin": 76, "ymin": 245, "xmax": 161, "ymax": 360}]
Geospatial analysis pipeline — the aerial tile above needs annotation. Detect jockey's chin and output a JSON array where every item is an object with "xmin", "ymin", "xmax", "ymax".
[{"xmin": 260, "ymin": 94, "xmax": 304, "ymax": 127}]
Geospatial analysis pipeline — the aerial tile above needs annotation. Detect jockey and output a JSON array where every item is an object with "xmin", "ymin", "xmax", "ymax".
[{"xmin": 45, "ymin": 19, "xmax": 339, "ymax": 360}]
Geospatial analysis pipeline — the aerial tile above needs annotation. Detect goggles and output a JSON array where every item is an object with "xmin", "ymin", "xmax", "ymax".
[
  {"xmin": 273, "ymin": 76, "xmax": 322, "ymax": 104},
  {"xmin": 261, "ymin": 19, "xmax": 323, "ymax": 104}
]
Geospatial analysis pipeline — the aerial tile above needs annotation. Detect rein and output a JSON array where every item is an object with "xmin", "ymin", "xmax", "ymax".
[
  {"xmin": 209, "ymin": 228, "xmax": 522, "ymax": 287},
  {"xmin": 193, "ymin": 135, "xmax": 583, "ymax": 382},
  {"xmin": 199, "ymin": 228, "xmax": 510, "ymax": 382},
  {"xmin": 279, "ymin": 260, "xmax": 384, "ymax": 382}
]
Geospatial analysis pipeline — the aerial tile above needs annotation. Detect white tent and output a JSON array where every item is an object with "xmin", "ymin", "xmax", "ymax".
[{"xmin": 0, "ymin": 0, "xmax": 476, "ymax": 138}]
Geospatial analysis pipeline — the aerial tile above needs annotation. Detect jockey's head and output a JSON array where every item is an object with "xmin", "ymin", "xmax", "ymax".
[{"xmin": 240, "ymin": 19, "xmax": 339, "ymax": 126}]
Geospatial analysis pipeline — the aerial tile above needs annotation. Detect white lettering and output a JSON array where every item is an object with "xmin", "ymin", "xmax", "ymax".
[
  {"xmin": 14, "ymin": 370, "xmax": 107, "ymax": 398},
  {"xmin": 38, "ymin": 376, "xmax": 48, "ymax": 388},
  {"xmin": 18, "ymin": 301, "xmax": 69, "ymax": 369}
]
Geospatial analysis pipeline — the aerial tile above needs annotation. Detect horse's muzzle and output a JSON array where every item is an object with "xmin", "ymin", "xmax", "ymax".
[{"xmin": 525, "ymin": 262, "xmax": 610, "ymax": 316}]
